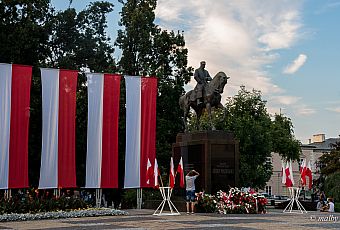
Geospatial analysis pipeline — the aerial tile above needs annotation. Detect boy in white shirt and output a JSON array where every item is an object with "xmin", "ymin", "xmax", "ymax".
[{"xmin": 185, "ymin": 170, "xmax": 200, "ymax": 214}]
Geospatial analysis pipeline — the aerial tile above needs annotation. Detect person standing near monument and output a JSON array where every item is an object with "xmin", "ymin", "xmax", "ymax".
[
  {"xmin": 185, "ymin": 169, "xmax": 200, "ymax": 214},
  {"xmin": 194, "ymin": 61, "xmax": 212, "ymax": 104}
]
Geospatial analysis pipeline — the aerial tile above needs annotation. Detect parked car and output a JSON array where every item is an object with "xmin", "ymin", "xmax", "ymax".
[
  {"xmin": 271, "ymin": 195, "xmax": 289, "ymax": 200},
  {"xmin": 260, "ymin": 193, "xmax": 270, "ymax": 198}
]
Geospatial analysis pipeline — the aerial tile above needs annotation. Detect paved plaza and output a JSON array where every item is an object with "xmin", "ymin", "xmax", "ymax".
[{"xmin": 0, "ymin": 208, "xmax": 339, "ymax": 230}]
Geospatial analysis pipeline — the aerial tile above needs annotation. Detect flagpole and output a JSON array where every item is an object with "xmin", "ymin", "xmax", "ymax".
[{"xmin": 159, "ymin": 174, "xmax": 164, "ymax": 188}]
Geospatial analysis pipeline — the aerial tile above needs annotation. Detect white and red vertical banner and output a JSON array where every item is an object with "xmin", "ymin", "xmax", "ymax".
[
  {"xmin": 124, "ymin": 76, "xmax": 158, "ymax": 188},
  {"xmin": 85, "ymin": 73, "xmax": 121, "ymax": 188},
  {"xmin": 281, "ymin": 160, "xmax": 286, "ymax": 185},
  {"xmin": 0, "ymin": 63, "xmax": 32, "ymax": 189},
  {"xmin": 300, "ymin": 159, "xmax": 307, "ymax": 186},
  {"xmin": 284, "ymin": 160, "xmax": 294, "ymax": 187},
  {"xmin": 177, "ymin": 156, "xmax": 185, "ymax": 188},
  {"xmin": 169, "ymin": 157, "xmax": 175, "ymax": 188},
  {"xmin": 39, "ymin": 68, "xmax": 77, "ymax": 189},
  {"xmin": 146, "ymin": 158, "xmax": 153, "ymax": 185},
  {"xmin": 154, "ymin": 158, "xmax": 160, "ymax": 188}
]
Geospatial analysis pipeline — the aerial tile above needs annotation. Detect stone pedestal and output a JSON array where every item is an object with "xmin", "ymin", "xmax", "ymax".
[{"xmin": 172, "ymin": 130, "xmax": 239, "ymax": 194}]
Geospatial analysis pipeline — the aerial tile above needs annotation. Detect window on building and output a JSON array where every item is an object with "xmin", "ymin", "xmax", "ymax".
[
  {"xmin": 299, "ymin": 158, "xmax": 305, "ymax": 165},
  {"xmin": 265, "ymin": 186, "xmax": 272, "ymax": 196}
]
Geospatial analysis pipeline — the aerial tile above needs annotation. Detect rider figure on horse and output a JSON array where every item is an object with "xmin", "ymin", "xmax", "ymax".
[{"xmin": 194, "ymin": 61, "xmax": 212, "ymax": 105}]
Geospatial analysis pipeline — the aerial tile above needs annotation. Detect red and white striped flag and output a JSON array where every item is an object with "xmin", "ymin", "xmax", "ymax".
[
  {"xmin": 124, "ymin": 76, "xmax": 158, "ymax": 188},
  {"xmin": 300, "ymin": 159, "xmax": 307, "ymax": 186},
  {"xmin": 281, "ymin": 160, "xmax": 286, "ymax": 185},
  {"xmin": 177, "ymin": 156, "xmax": 185, "ymax": 188},
  {"xmin": 39, "ymin": 68, "xmax": 77, "ymax": 189},
  {"xmin": 146, "ymin": 158, "xmax": 153, "ymax": 185},
  {"xmin": 284, "ymin": 160, "xmax": 294, "ymax": 187},
  {"xmin": 85, "ymin": 73, "xmax": 121, "ymax": 188},
  {"xmin": 169, "ymin": 157, "xmax": 175, "ymax": 188},
  {"xmin": 306, "ymin": 161, "xmax": 313, "ymax": 189},
  {"xmin": 154, "ymin": 158, "xmax": 160, "ymax": 188},
  {"xmin": 0, "ymin": 63, "xmax": 32, "ymax": 189}
]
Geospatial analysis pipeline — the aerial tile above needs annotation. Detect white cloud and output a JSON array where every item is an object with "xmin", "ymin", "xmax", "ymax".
[
  {"xmin": 327, "ymin": 107, "xmax": 340, "ymax": 113},
  {"xmin": 295, "ymin": 105, "xmax": 316, "ymax": 116},
  {"xmin": 270, "ymin": 95, "xmax": 301, "ymax": 105},
  {"xmin": 156, "ymin": 0, "xmax": 304, "ymax": 96},
  {"xmin": 283, "ymin": 54, "xmax": 307, "ymax": 74}
]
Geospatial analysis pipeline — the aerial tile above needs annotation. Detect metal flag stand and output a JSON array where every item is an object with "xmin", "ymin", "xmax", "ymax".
[
  {"xmin": 283, "ymin": 187, "xmax": 307, "ymax": 213},
  {"xmin": 153, "ymin": 187, "xmax": 180, "ymax": 216}
]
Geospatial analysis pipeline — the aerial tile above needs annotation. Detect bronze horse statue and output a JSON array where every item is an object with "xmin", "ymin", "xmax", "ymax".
[{"xmin": 179, "ymin": 71, "xmax": 229, "ymax": 131}]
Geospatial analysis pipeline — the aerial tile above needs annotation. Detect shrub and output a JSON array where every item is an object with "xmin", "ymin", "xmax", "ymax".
[
  {"xmin": 335, "ymin": 203, "xmax": 340, "ymax": 213},
  {"xmin": 196, "ymin": 192, "xmax": 217, "ymax": 213},
  {"xmin": 0, "ymin": 189, "xmax": 88, "ymax": 215},
  {"xmin": 324, "ymin": 171, "xmax": 340, "ymax": 202}
]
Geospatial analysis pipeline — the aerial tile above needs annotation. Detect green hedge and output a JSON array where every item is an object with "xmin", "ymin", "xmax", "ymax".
[
  {"xmin": 0, "ymin": 190, "xmax": 88, "ymax": 214},
  {"xmin": 335, "ymin": 203, "xmax": 340, "ymax": 213}
]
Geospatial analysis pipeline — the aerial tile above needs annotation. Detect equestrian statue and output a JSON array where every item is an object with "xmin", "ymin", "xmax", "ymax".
[{"xmin": 179, "ymin": 61, "xmax": 229, "ymax": 131}]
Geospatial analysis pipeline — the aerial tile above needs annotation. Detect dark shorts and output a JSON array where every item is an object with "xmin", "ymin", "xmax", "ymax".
[{"xmin": 186, "ymin": 190, "xmax": 196, "ymax": 202}]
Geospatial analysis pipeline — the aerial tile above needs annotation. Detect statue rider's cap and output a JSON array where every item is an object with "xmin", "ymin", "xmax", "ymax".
[{"xmin": 200, "ymin": 61, "xmax": 206, "ymax": 64}]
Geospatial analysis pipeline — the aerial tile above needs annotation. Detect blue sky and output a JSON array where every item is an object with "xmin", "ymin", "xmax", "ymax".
[{"xmin": 52, "ymin": 0, "xmax": 340, "ymax": 143}]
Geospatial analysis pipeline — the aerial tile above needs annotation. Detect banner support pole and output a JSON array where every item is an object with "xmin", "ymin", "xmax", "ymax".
[{"xmin": 137, "ymin": 188, "xmax": 142, "ymax": 209}]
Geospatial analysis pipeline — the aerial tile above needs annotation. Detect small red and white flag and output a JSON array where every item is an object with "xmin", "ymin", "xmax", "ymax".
[
  {"xmin": 281, "ymin": 160, "xmax": 286, "ymax": 185},
  {"xmin": 146, "ymin": 158, "xmax": 153, "ymax": 185},
  {"xmin": 300, "ymin": 159, "xmax": 307, "ymax": 186},
  {"xmin": 284, "ymin": 160, "xmax": 294, "ymax": 187},
  {"xmin": 305, "ymin": 161, "xmax": 313, "ymax": 189},
  {"xmin": 0, "ymin": 63, "xmax": 32, "ymax": 189},
  {"xmin": 154, "ymin": 158, "xmax": 160, "ymax": 188},
  {"xmin": 85, "ymin": 73, "xmax": 121, "ymax": 188},
  {"xmin": 169, "ymin": 157, "xmax": 175, "ymax": 188},
  {"xmin": 39, "ymin": 68, "xmax": 77, "ymax": 189},
  {"xmin": 124, "ymin": 76, "xmax": 157, "ymax": 188},
  {"xmin": 177, "ymin": 156, "xmax": 185, "ymax": 188}
]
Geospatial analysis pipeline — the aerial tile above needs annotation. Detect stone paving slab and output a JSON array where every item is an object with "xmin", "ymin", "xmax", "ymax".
[{"xmin": 0, "ymin": 209, "xmax": 338, "ymax": 229}]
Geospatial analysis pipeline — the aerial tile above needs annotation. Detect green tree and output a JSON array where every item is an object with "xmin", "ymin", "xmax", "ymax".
[
  {"xmin": 224, "ymin": 87, "xmax": 273, "ymax": 188},
  {"xmin": 271, "ymin": 114, "xmax": 301, "ymax": 161},
  {"xmin": 187, "ymin": 86, "xmax": 301, "ymax": 188},
  {"xmin": 316, "ymin": 140, "xmax": 340, "ymax": 201},
  {"xmin": 115, "ymin": 0, "xmax": 192, "ymax": 169},
  {"xmin": 324, "ymin": 171, "xmax": 340, "ymax": 202},
  {"xmin": 46, "ymin": 1, "xmax": 115, "ymax": 71},
  {"xmin": 319, "ymin": 140, "xmax": 340, "ymax": 176},
  {"xmin": 0, "ymin": 0, "xmax": 51, "ymax": 65}
]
